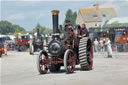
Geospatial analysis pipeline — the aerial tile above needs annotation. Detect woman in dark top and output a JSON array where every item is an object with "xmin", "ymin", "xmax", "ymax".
[{"xmin": 81, "ymin": 24, "xmax": 89, "ymax": 37}]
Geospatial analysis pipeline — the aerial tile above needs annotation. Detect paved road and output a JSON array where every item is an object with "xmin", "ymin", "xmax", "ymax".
[{"xmin": 1, "ymin": 51, "xmax": 128, "ymax": 85}]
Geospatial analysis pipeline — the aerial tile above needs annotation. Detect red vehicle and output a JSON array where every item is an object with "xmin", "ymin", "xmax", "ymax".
[
  {"xmin": 15, "ymin": 34, "xmax": 29, "ymax": 51},
  {"xmin": 115, "ymin": 31, "xmax": 128, "ymax": 52},
  {"xmin": 0, "ymin": 42, "xmax": 6, "ymax": 57}
]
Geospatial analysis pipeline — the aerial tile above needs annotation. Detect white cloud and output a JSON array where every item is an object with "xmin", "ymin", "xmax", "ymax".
[
  {"xmin": 100, "ymin": 2, "xmax": 119, "ymax": 9},
  {"xmin": 6, "ymin": 13, "xmax": 25, "ymax": 21},
  {"xmin": 100, "ymin": 1, "xmax": 128, "ymax": 11}
]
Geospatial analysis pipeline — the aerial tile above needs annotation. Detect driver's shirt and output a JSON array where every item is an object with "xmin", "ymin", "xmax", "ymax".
[{"xmin": 81, "ymin": 28, "xmax": 88, "ymax": 36}]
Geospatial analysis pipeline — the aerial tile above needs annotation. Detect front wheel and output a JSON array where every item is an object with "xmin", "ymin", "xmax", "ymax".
[
  {"xmin": 64, "ymin": 49, "xmax": 76, "ymax": 74},
  {"xmin": 37, "ymin": 51, "xmax": 49, "ymax": 74}
]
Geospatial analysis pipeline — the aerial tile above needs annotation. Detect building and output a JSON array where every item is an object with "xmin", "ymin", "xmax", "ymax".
[{"xmin": 76, "ymin": 2, "xmax": 117, "ymax": 29}]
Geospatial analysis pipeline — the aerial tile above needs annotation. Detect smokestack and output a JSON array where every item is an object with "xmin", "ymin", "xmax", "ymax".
[
  {"xmin": 51, "ymin": 10, "xmax": 59, "ymax": 33},
  {"xmin": 37, "ymin": 28, "xmax": 40, "ymax": 38}
]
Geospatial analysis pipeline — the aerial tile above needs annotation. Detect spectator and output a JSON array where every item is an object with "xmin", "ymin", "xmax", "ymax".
[
  {"xmin": 94, "ymin": 38, "xmax": 99, "ymax": 52},
  {"xmin": 99, "ymin": 38, "xmax": 104, "ymax": 53},
  {"xmin": 4, "ymin": 42, "xmax": 8, "ymax": 55},
  {"xmin": 81, "ymin": 24, "xmax": 88, "ymax": 37},
  {"xmin": 103, "ymin": 38, "xmax": 107, "ymax": 51},
  {"xmin": 105, "ymin": 38, "xmax": 112, "ymax": 58}
]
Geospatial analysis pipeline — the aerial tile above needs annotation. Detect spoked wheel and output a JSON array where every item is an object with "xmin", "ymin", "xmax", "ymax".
[
  {"xmin": 20, "ymin": 45, "xmax": 27, "ymax": 51},
  {"xmin": 29, "ymin": 44, "xmax": 34, "ymax": 55},
  {"xmin": 37, "ymin": 51, "xmax": 49, "ymax": 74},
  {"xmin": 64, "ymin": 49, "xmax": 76, "ymax": 74},
  {"xmin": 79, "ymin": 37, "xmax": 93, "ymax": 70}
]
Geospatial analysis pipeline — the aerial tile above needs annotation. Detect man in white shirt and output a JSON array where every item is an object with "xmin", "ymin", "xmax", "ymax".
[
  {"xmin": 105, "ymin": 38, "xmax": 112, "ymax": 58},
  {"xmin": 94, "ymin": 38, "xmax": 99, "ymax": 52}
]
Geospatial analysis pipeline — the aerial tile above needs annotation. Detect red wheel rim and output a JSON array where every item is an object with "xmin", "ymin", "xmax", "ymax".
[
  {"xmin": 88, "ymin": 46, "xmax": 93, "ymax": 69},
  {"xmin": 40, "ymin": 54, "xmax": 48, "ymax": 73},
  {"xmin": 21, "ymin": 46, "xmax": 27, "ymax": 51},
  {"xmin": 67, "ymin": 52, "xmax": 76, "ymax": 73}
]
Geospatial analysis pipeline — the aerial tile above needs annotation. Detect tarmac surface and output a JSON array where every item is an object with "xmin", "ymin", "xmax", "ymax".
[{"xmin": 1, "ymin": 51, "xmax": 128, "ymax": 85}]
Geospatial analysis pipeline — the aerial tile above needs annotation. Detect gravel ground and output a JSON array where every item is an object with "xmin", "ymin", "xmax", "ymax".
[{"xmin": 1, "ymin": 51, "xmax": 128, "ymax": 85}]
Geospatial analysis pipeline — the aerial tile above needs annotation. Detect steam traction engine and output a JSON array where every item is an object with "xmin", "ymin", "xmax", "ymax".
[
  {"xmin": 37, "ymin": 10, "xmax": 93, "ymax": 74},
  {"xmin": 29, "ymin": 28, "xmax": 43, "ymax": 55},
  {"xmin": 15, "ymin": 34, "xmax": 29, "ymax": 51}
]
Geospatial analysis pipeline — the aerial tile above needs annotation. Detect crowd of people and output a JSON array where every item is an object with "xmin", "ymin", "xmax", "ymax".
[{"xmin": 94, "ymin": 38, "xmax": 112, "ymax": 58}]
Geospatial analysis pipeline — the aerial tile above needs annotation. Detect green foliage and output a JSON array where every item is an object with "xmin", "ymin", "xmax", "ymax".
[
  {"xmin": 72, "ymin": 12, "xmax": 77, "ymax": 25},
  {"xmin": 30, "ymin": 23, "xmax": 52, "ymax": 33},
  {"xmin": 30, "ymin": 23, "xmax": 45, "ymax": 33},
  {"xmin": 0, "ymin": 20, "xmax": 14, "ymax": 34},
  {"xmin": 0, "ymin": 20, "xmax": 26, "ymax": 35},
  {"xmin": 13, "ymin": 24, "xmax": 26, "ymax": 34},
  {"xmin": 64, "ymin": 9, "xmax": 77, "ymax": 26},
  {"xmin": 43, "ymin": 28, "xmax": 52, "ymax": 33}
]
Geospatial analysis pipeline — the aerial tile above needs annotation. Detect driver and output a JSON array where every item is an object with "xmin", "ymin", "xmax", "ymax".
[
  {"xmin": 81, "ymin": 24, "xmax": 89, "ymax": 37},
  {"xmin": 64, "ymin": 20, "xmax": 74, "ymax": 48},
  {"xmin": 64, "ymin": 20, "xmax": 73, "ymax": 32}
]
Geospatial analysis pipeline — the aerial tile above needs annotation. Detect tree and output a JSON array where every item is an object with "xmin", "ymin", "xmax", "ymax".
[
  {"xmin": 13, "ymin": 24, "xmax": 26, "ymax": 34},
  {"xmin": 64, "ymin": 9, "xmax": 77, "ymax": 26},
  {"xmin": 0, "ymin": 20, "xmax": 27, "ymax": 35},
  {"xmin": 0, "ymin": 20, "xmax": 15, "ymax": 34},
  {"xmin": 43, "ymin": 28, "xmax": 52, "ymax": 33},
  {"xmin": 72, "ymin": 12, "xmax": 77, "ymax": 25},
  {"xmin": 30, "ymin": 23, "xmax": 52, "ymax": 33},
  {"xmin": 65, "ymin": 9, "xmax": 73, "ymax": 24}
]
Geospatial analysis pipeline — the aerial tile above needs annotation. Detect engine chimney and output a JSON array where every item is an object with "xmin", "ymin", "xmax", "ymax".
[
  {"xmin": 37, "ymin": 28, "xmax": 40, "ymax": 38},
  {"xmin": 51, "ymin": 10, "xmax": 59, "ymax": 33}
]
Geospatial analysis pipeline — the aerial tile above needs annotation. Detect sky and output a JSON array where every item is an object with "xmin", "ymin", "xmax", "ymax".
[{"xmin": 0, "ymin": 0, "xmax": 128, "ymax": 31}]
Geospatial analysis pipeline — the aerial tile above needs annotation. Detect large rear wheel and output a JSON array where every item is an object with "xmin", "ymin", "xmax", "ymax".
[
  {"xmin": 37, "ymin": 51, "xmax": 49, "ymax": 74},
  {"xmin": 64, "ymin": 49, "xmax": 76, "ymax": 74},
  {"xmin": 79, "ymin": 37, "xmax": 93, "ymax": 70}
]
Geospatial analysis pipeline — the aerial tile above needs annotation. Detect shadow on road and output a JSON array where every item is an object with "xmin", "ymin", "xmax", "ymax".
[{"xmin": 46, "ymin": 67, "xmax": 81, "ymax": 74}]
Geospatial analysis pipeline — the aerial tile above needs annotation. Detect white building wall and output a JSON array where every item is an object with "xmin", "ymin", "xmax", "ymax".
[
  {"xmin": 76, "ymin": 12, "xmax": 101, "ymax": 29},
  {"xmin": 85, "ymin": 22, "xmax": 101, "ymax": 29}
]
